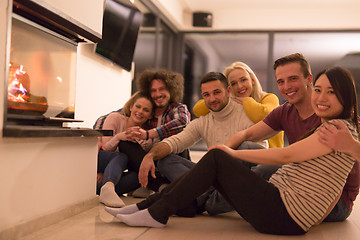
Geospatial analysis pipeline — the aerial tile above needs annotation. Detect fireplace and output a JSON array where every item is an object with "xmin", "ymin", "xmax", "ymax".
[
  {"xmin": 3, "ymin": 0, "xmax": 110, "ymax": 137},
  {"xmin": 7, "ymin": 15, "xmax": 77, "ymax": 126}
]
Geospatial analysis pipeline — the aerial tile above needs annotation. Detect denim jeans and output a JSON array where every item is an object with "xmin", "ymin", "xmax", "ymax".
[
  {"xmin": 324, "ymin": 199, "xmax": 351, "ymax": 222},
  {"xmin": 157, "ymin": 154, "xmax": 195, "ymax": 182},
  {"xmin": 97, "ymin": 150, "xmax": 129, "ymax": 194},
  {"xmin": 251, "ymin": 164, "xmax": 282, "ymax": 180}
]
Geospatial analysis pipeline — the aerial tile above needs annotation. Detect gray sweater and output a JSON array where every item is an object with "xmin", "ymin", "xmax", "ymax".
[{"xmin": 163, "ymin": 99, "xmax": 268, "ymax": 154}]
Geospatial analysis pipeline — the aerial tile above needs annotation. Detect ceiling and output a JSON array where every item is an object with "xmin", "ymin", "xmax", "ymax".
[
  {"xmin": 135, "ymin": 0, "xmax": 360, "ymax": 97},
  {"xmin": 179, "ymin": 0, "xmax": 360, "ymax": 11},
  {"xmin": 156, "ymin": 0, "xmax": 360, "ymax": 31}
]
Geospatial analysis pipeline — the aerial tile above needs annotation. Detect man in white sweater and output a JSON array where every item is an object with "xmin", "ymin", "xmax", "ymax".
[{"xmin": 137, "ymin": 72, "xmax": 267, "ymax": 215}]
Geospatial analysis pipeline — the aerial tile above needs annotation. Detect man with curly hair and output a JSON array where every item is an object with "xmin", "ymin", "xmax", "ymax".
[
  {"xmin": 134, "ymin": 69, "xmax": 191, "ymax": 142},
  {"xmin": 116, "ymin": 69, "xmax": 192, "ymax": 197}
]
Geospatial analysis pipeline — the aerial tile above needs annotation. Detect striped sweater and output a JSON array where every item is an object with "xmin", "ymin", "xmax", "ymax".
[{"xmin": 269, "ymin": 119, "xmax": 358, "ymax": 232}]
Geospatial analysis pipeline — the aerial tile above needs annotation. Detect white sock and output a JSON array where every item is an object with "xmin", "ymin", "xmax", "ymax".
[
  {"xmin": 105, "ymin": 204, "xmax": 139, "ymax": 217},
  {"xmin": 99, "ymin": 183, "xmax": 125, "ymax": 207},
  {"xmin": 116, "ymin": 209, "xmax": 165, "ymax": 228}
]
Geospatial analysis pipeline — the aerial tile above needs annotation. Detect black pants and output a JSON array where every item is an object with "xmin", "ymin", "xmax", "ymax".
[
  {"xmin": 118, "ymin": 141, "xmax": 169, "ymax": 192},
  {"xmin": 137, "ymin": 149, "xmax": 306, "ymax": 235}
]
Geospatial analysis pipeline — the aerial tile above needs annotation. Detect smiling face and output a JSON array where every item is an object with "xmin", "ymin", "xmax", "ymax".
[
  {"xmin": 201, "ymin": 80, "xmax": 230, "ymax": 112},
  {"xmin": 227, "ymin": 68, "xmax": 254, "ymax": 98},
  {"xmin": 275, "ymin": 62, "xmax": 312, "ymax": 106},
  {"xmin": 311, "ymin": 74, "xmax": 343, "ymax": 122},
  {"xmin": 130, "ymin": 97, "xmax": 153, "ymax": 126},
  {"xmin": 149, "ymin": 79, "xmax": 171, "ymax": 109}
]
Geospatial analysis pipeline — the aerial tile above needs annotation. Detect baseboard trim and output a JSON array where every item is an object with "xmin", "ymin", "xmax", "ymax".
[{"xmin": 0, "ymin": 196, "xmax": 99, "ymax": 240}]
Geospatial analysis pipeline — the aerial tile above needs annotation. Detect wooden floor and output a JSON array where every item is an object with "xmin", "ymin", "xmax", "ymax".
[{"xmin": 19, "ymin": 151, "xmax": 360, "ymax": 240}]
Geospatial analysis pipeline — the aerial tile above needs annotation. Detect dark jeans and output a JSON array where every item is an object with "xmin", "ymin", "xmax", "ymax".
[
  {"xmin": 138, "ymin": 149, "xmax": 305, "ymax": 235},
  {"xmin": 97, "ymin": 150, "xmax": 133, "ymax": 195},
  {"xmin": 158, "ymin": 154, "xmax": 195, "ymax": 182},
  {"xmin": 97, "ymin": 142, "xmax": 169, "ymax": 195},
  {"xmin": 98, "ymin": 150, "xmax": 128, "ymax": 185},
  {"xmin": 96, "ymin": 150, "xmax": 140, "ymax": 196},
  {"xmin": 323, "ymin": 199, "xmax": 351, "ymax": 222}
]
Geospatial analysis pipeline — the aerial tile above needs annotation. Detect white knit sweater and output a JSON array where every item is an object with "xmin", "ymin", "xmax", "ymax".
[{"xmin": 163, "ymin": 99, "xmax": 268, "ymax": 154}]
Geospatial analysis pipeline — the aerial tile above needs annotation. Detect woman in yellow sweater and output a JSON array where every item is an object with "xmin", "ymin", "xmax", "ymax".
[{"xmin": 193, "ymin": 62, "xmax": 283, "ymax": 148}]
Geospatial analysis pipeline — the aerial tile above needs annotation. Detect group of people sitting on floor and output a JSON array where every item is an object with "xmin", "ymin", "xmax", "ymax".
[{"xmin": 96, "ymin": 53, "xmax": 360, "ymax": 235}]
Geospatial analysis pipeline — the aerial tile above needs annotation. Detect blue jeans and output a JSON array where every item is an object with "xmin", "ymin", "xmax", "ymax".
[
  {"xmin": 251, "ymin": 164, "xmax": 282, "ymax": 180},
  {"xmin": 238, "ymin": 141, "xmax": 267, "ymax": 150},
  {"xmin": 323, "ymin": 199, "xmax": 351, "ymax": 222},
  {"xmin": 157, "ymin": 154, "xmax": 195, "ymax": 182},
  {"xmin": 97, "ymin": 150, "xmax": 129, "ymax": 194}
]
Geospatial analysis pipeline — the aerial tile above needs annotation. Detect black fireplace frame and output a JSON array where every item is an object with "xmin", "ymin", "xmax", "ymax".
[{"xmin": 3, "ymin": 0, "xmax": 111, "ymax": 137}]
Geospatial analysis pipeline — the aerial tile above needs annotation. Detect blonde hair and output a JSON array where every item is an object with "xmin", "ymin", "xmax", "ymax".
[
  {"xmin": 223, "ymin": 62, "xmax": 266, "ymax": 102},
  {"xmin": 121, "ymin": 91, "xmax": 154, "ymax": 117}
]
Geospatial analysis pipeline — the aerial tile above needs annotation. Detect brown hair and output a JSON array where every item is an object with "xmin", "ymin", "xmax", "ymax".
[
  {"xmin": 273, "ymin": 53, "xmax": 312, "ymax": 78},
  {"xmin": 136, "ymin": 69, "xmax": 184, "ymax": 103},
  {"xmin": 200, "ymin": 72, "xmax": 228, "ymax": 89},
  {"xmin": 121, "ymin": 91, "xmax": 155, "ymax": 117}
]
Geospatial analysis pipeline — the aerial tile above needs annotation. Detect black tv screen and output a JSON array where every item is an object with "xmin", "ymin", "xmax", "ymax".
[{"xmin": 96, "ymin": 0, "xmax": 143, "ymax": 71}]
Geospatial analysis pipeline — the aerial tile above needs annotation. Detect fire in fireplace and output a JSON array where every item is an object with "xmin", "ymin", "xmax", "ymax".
[
  {"xmin": 3, "ymin": 0, "xmax": 107, "ymax": 138},
  {"xmin": 6, "ymin": 15, "xmax": 77, "ymax": 126},
  {"xmin": 8, "ymin": 63, "xmax": 48, "ymax": 115}
]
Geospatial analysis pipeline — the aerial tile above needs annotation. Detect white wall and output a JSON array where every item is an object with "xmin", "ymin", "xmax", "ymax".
[
  {"xmin": 0, "ymin": 0, "xmax": 132, "ymax": 232},
  {"xmin": 213, "ymin": 8, "xmax": 360, "ymax": 30},
  {"xmin": 73, "ymin": 43, "xmax": 132, "ymax": 128},
  {"xmin": 39, "ymin": 0, "xmax": 104, "ymax": 35},
  {"xmin": 152, "ymin": 0, "xmax": 188, "ymax": 29},
  {"xmin": 153, "ymin": 0, "xmax": 360, "ymax": 31},
  {"xmin": 0, "ymin": 137, "xmax": 98, "ymax": 231}
]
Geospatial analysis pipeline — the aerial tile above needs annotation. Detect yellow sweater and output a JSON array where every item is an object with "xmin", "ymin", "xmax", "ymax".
[{"xmin": 193, "ymin": 93, "xmax": 284, "ymax": 148}]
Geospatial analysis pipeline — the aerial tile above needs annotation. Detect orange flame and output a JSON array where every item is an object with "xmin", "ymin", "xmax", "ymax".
[{"xmin": 8, "ymin": 64, "xmax": 30, "ymax": 102}]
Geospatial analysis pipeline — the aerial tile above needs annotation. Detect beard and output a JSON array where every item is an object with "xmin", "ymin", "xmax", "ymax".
[{"xmin": 154, "ymin": 95, "xmax": 170, "ymax": 108}]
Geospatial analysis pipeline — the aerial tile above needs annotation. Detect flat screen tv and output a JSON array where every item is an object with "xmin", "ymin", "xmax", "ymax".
[{"xmin": 96, "ymin": 0, "xmax": 143, "ymax": 71}]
